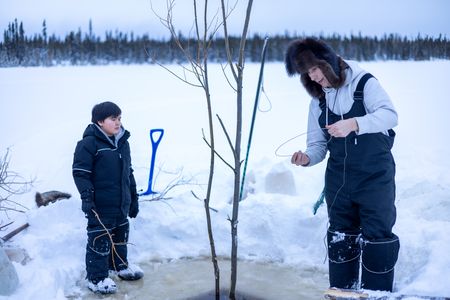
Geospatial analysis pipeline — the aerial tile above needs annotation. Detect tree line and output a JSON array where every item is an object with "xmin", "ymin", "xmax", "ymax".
[{"xmin": 1, "ymin": 19, "xmax": 449, "ymax": 67}]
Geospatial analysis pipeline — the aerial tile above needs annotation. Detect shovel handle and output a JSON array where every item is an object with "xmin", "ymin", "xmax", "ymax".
[{"xmin": 150, "ymin": 129, "xmax": 164, "ymax": 148}]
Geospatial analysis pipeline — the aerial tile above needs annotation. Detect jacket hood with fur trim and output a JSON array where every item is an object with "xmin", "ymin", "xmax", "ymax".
[{"xmin": 285, "ymin": 38, "xmax": 348, "ymax": 98}]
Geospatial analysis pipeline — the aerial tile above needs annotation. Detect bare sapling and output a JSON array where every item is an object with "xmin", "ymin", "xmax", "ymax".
[
  {"xmin": 0, "ymin": 148, "xmax": 33, "ymax": 238},
  {"xmin": 152, "ymin": 0, "xmax": 255, "ymax": 298},
  {"xmin": 151, "ymin": 0, "xmax": 223, "ymax": 297}
]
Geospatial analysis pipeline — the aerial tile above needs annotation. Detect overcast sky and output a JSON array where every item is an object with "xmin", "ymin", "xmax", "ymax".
[{"xmin": 1, "ymin": 0, "xmax": 449, "ymax": 40}]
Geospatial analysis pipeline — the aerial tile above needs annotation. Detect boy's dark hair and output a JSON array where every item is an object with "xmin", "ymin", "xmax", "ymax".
[{"xmin": 91, "ymin": 101, "xmax": 121, "ymax": 123}]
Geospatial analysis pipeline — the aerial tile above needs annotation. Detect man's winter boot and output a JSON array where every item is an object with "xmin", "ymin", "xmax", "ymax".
[
  {"xmin": 327, "ymin": 230, "xmax": 361, "ymax": 289},
  {"xmin": 361, "ymin": 234, "xmax": 400, "ymax": 292},
  {"xmin": 87, "ymin": 277, "xmax": 117, "ymax": 294}
]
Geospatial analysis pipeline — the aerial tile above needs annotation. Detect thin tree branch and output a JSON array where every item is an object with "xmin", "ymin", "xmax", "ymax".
[
  {"xmin": 220, "ymin": 0, "xmax": 238, "ymax": 81},
  {"xmin": 220, "ymin": 62, "xmax": 237, "ymax": 92},
  {"xmin": 191, "ymin": 191, "xmax": 218, "ymax": 212},
  {"xmin": 216, "ymin": 114, "xmax": 236, "ymax": 157},
  {"xmin": 202, "ymin": 128, "xmax": 234, "ymax": 171},
  {"xmin": 150, "ymin": 56, "xmax": 203, "ymax": 88},
  {"xmin": 1, "ymin": 148, "xmax": 33, "ymax": 213}
]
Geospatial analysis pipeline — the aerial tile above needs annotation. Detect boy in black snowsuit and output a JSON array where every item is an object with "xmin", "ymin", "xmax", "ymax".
[{"xmin": 72, "ymin": 101, "xmax": 143, "ymax": 294}]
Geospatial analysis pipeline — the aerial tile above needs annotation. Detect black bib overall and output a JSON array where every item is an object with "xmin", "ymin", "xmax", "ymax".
[
  {"xmin": 318, "ymin": 76, "xmax": 396, "ymax": 240},
  {"xmin": 318, "ymin": 74, "xmax": 400, "ymax": 291}
]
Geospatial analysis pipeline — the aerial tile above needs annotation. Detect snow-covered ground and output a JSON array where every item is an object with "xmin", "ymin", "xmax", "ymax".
[{"xmin": 0, "ymin": 60, "xmax": 449, "ymax": 299}]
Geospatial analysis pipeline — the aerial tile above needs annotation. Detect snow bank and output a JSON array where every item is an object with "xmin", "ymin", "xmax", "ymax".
[{"xmin": 0, "ymin": 61, "xmax": 449, "ymax": 299}]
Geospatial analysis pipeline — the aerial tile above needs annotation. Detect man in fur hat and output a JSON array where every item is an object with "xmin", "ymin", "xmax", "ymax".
[{"xmin": 285, "ymin": 38, "xmax": 400, "ymax": 292}]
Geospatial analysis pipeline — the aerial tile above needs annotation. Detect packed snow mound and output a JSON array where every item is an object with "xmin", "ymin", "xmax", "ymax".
[{"xmin": 264, "ymin": 162, "xmax": 297, "ymax": 195}]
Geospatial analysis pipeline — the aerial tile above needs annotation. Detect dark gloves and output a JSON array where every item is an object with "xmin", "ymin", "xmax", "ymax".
[
  {"xmin": 81, "ymin": 189, "xmax": 96, "ymax": 216},
  {"xmin": 129, "ymin": 194, "xmax": 139, "ymax": 218}
]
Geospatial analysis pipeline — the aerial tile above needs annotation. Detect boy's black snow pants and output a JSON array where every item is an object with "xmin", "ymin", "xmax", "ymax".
[{"xmin": 85, "ymin": 214, "xmax": 129, "ymax": 281}]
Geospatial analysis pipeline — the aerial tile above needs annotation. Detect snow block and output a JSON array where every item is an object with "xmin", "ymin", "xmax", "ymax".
[
  {"xmin": 264, "ymin": 162, "xmax": 297, "ymax": 195},
  {"xmin": 0, "ymin": 247, "xmax": 19, "ymax": 296},
  {"xmin": 4, "ymin": 246, "xmax": 30, "ymax": 265}
]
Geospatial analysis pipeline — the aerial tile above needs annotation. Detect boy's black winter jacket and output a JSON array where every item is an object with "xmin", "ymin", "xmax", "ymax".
[{"xmin": 72, "ymin": 124, "xmax": 138, "ymax": 217}]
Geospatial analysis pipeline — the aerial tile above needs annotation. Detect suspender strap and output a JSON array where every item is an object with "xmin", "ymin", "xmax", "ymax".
[
  {"xmin": 319, "ymin": 72, "xmax": 375, "ymax": 112},
  {"xmin": 353, "ymin": 73, "xmax": 374, "ymax": 101},
  {"xmin": 319, "ymin": 95, "xmax": 326, "ymax": 111}
]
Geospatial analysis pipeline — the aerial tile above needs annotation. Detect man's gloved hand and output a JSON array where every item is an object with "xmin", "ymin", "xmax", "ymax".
[
  {"xmin": 81, "ymin": 189, "xmax": 96, "ymax": 215},
  {"xmin": 128, "ymin": 193, "xmax": 139, "ymax": 218}
]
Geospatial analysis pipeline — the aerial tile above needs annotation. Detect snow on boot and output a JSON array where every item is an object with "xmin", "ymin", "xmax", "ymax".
[
  {"xmin": 361, "ymin": 234, "xmax": 400, "ymax": 292},
  {"xmin": 117, "ymin": 264, "xmax": 144, "ymax": 281},
  {"xmin": 327, "ymin": 230, "xmax": 361, "ymax": 289},
  {"xmin": 87, "ymin": 277, "xmax": 117, "ymax": 294}
]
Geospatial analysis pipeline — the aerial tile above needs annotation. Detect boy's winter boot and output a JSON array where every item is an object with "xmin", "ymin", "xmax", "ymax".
[
  {"xmin": 327, "ymin": 230, "xmax": 361, "ymax": 289},
  {"xmin": 111, "ymin": 264, "xmax": 144, "ymax": 281},
  {"xmin": 361, "ymin": 234, "xmax": 400, "ymax": 292},
  {"xmin": 87, "ymin": 277, "xmax": 117, "ymax": 294}
]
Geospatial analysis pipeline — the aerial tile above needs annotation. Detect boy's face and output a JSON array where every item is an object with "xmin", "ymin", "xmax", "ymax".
[{"xmin": 98, "ymin": 115, "xmax": 121, "ymax": 136}]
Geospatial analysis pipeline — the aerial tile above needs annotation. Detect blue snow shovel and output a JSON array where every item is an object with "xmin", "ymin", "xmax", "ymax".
[{"xmin": 140, "ymin": 128, "xmax": 164, "ymax": 196}]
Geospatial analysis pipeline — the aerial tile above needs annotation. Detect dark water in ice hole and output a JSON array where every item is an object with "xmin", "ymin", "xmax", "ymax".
[{"xmin": 73, "ymin": 258, "xmax": 329, "ymax": 300}]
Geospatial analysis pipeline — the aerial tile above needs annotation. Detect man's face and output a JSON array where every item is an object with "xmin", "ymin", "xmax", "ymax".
[{"xmin": 307, "ymin": 66, "xmax": 331, "ymax": 88}]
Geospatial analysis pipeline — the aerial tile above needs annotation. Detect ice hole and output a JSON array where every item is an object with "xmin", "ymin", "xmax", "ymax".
[{"xmin": 75, "ymin": 258, "xmax": 328, "ymax": 299}]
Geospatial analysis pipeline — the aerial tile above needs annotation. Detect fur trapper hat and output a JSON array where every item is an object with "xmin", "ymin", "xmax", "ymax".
[{"xmin": 285, "ymin": 38, "xmax": 347, "ymax": 97}]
